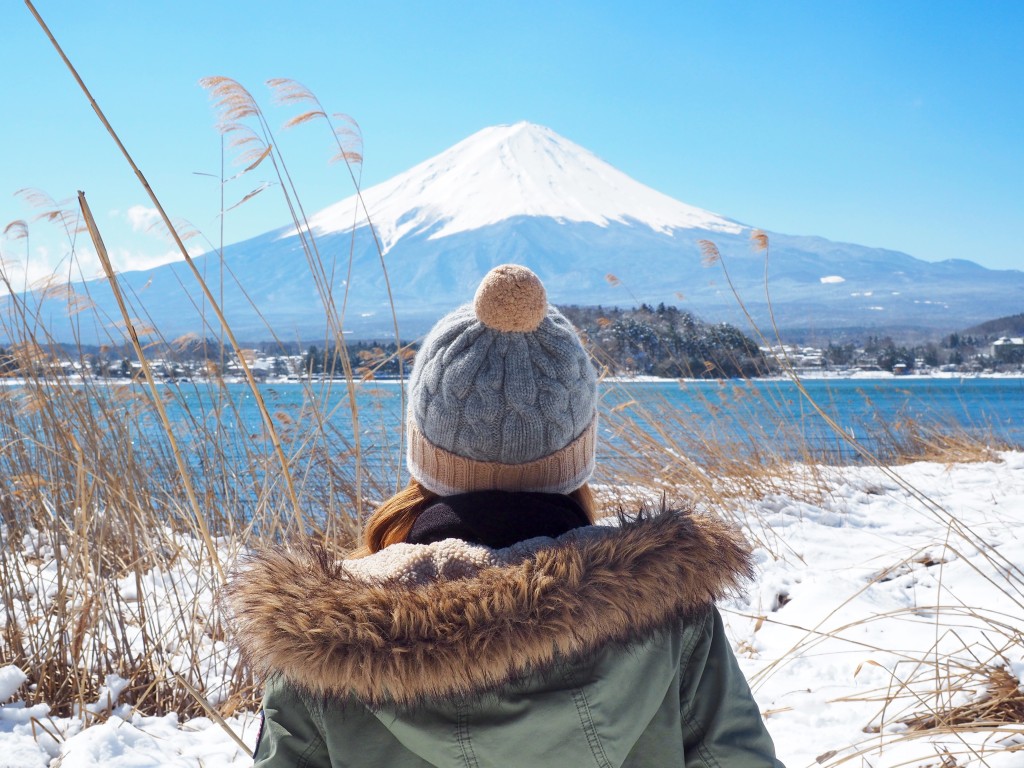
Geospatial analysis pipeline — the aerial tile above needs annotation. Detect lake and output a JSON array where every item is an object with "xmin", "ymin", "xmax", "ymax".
[
  {"xmin": 189, "ymin": 375, "xmax": 1024, "ymax": 466},
  {"xmin": 7, "ymin": 374, "xmax": 1016, "ymax": 523}
]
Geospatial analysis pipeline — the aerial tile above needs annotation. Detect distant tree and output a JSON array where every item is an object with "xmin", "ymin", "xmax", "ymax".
[
  {"xmin": 304, "ymin": 346, "xmax": 322, "ymax": 375},
  {"xmin": 826, "ymin": 342, "xmax": 855, "ymax": 366},
  {"xmin": 920, "ymin": 343, "xmax": 940, "ymax": 368},
  {"xmin": 876, "ymin": 344, "xmax": 914, "ymax": 372},
  {"xmin": 997, "ymin": 344, "xmax": 1024, "ymax": 365}
]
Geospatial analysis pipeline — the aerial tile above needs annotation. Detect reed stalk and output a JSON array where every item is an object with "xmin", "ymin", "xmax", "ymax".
[{"xmin": 25, "ymin": 0, "xmax": 305, "ymax": 530}]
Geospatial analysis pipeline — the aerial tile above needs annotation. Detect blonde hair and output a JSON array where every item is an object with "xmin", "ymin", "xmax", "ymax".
[{"xmin": 351, "ymin": 480, "xmax": 599, "ymax": 557}]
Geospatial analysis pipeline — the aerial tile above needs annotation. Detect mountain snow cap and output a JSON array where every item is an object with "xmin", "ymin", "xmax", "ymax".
[{"xmin": 295, "ymin": 122, "xmax": 744, "ymax": 252}]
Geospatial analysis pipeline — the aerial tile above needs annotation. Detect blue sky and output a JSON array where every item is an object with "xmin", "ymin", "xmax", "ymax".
[{"xmin": 2, "ymin": 0, "xmax": 1021, "ymax": 287}]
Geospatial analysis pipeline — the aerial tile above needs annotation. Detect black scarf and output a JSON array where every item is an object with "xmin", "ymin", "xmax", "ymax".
[{"xmin": 406, "ymin": 491, "xmax": 590, "ymax": 549}]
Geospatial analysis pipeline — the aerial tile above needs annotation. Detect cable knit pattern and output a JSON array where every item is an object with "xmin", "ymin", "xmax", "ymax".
[
  {"xmin": 409, "ymin": 309, "xmax": 595, "ymax": 465},
  {"xmin": 406, "ymin": 265, "xmax": 597, "ymax": 495}
]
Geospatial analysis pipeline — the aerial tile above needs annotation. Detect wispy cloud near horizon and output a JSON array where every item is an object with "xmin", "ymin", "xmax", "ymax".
[{"xmin": 125, "ymin": 205, "xmax": 163, "ymax": 233}]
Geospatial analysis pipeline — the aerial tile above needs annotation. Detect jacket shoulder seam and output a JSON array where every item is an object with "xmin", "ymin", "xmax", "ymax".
[{"xmin": 679, "ymin": 606, "xmax": 709, "ymax": 669}]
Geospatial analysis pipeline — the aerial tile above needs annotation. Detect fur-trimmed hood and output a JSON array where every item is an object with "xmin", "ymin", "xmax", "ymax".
[{"xmin": 226, "ymin": 510, "xmax": 753, "ymax": 707}]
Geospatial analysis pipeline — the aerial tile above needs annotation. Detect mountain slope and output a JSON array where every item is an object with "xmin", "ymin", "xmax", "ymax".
[{"xmin": 12, "ymin": 122, "xmax": 1024, "ymax": 342}]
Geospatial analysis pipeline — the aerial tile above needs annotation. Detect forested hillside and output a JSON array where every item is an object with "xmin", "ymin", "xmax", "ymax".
[
  {"xmin": 559, "ymin": 303, "xmax": 770, "ymax": 378},
  {"xmin": 963, "ymin": 312, "xmax": 1024, "ymax": 338}
]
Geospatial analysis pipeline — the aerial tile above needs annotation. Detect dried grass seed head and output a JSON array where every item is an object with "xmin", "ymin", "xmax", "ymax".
[
  {"xmin": 698, "ymin": 239, "xmax": 721, "ymax": 267},
  {"xmin": 751, "ymin": 230, "xmax": 769, "ymax": 251},
  {"xmin": 200, "ymin": 76, "xmax": 261, "ymax": 129}
]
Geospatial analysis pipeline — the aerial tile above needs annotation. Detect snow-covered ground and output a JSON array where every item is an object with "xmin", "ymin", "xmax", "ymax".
[
  {"xmin": 726, "ymin": 452, "xmax": 1024, "ymax": 767},
  {"xmin": 1, "ymin": 454, "xmax": 1022, "ymax": 767}
]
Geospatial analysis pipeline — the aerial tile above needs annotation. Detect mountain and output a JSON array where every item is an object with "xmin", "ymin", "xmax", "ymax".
[
  {"xmin": 14, "ymin": 122, "xmax": 1024, "ymax": 342},
  {"xmin": 963, "ymin": 313, "xmax": 1024, "ymax": 338}
]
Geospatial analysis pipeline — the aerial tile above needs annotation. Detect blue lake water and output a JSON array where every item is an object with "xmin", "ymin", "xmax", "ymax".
[
  {"xmin": 601, "ymin": 376, "xmax": 1024, "ymax": 461},
  {"xmin": 178, "ymin": 375, "xmax": 1024, "ymax": 466},
  {"xmin": 11, "ymin": 375, "xmax": 1015, "ymax": 523}
]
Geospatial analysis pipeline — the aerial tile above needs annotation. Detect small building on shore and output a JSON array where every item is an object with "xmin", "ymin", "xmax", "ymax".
[{"xmin": 992, "ymin": 337, "xmax": 1024, "ymax": 362}]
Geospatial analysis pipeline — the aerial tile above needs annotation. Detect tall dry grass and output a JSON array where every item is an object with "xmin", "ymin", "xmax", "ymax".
[
  {"xmin": 4, "ymin": 3, "xmax": 402, "ymax": 724},
  {"xmin": 0, "ymin": 277, "xmax": 390, "ymax": 719}
]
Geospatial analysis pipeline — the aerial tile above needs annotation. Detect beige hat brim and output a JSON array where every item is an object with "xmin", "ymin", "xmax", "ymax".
[{"xmin": 407, "ymin": 416, "xmax": 597, "ymax": 497}]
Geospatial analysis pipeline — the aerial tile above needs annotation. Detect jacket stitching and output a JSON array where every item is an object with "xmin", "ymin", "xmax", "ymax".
[
  {"xmin": 678, "ymin": 609, "xmax": 707, "ymax": 669},
  {"xmin": 300, "ymin": 697, "xmax": 330, "ymax": 768},
  {"xmin": 679, "ymin": 610, "xmax": 723, "ymax": 768},
  {"xmin": 698, "ymin": 739, "xmax": 724, "ymax": 768},
  {"xmin": 454, "ymin": 702, "xmax": 480, "ymax": 768},
  {"xmin": 570, "ymin": 684, "xmax": 613, "ymax": 768},
  {"xmin": 296, "ymin": 732, "xmax": 327, "ymax": 768},
  {"xmin": 681, "ymin": 707, "xmax": 723, "ymax": 768}
]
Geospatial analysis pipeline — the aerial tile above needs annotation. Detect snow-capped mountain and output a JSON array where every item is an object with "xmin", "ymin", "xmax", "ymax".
[
  {"xmin": 16, "ymin": 122, "xmax": 1024, "ymax": 341},
  {"xmin": 296, "ymin": 122, "xmax": 743, "ymax": 249}
]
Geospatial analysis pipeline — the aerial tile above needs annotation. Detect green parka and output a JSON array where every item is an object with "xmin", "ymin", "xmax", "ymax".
[{"xmin": 227, "ymin": 509, "xmax": 784, "ymax": 767}]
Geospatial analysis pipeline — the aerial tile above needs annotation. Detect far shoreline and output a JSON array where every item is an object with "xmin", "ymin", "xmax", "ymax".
[{"xmin": 2, "ymin": 370, "xmax": 1024, "ymax": 387}]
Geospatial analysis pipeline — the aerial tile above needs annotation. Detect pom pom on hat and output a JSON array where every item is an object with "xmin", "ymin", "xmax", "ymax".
[{"xmin": 473, "ymin": 264, "xmax": 548, "ymax": 332}]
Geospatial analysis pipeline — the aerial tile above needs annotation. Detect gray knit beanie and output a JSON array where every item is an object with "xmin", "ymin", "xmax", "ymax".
[{"xmin": 407, "ymin": 264, "xmax": 597, "ymax": 496}]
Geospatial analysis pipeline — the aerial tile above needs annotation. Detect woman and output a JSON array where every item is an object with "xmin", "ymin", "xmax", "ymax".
[{"xmin": 228, "ymin": 264, "xmax": 784, "ymax": 767}]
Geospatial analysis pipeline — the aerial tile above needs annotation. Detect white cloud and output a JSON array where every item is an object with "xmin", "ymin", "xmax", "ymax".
[
  {"xmin": 110, "ymin": 246, "xmax": 201, "ymax": 273},
  {"xmin": 0, "ymin": 244, "xmax": 70, "ymax": 295},
  {"xmin": 0, "ymin": 243, "xmax": 201, "ymax": 295},
  {"xmin": 126, "ymin": 205, "xmax": 163, "ymax": 233},
  {"xmin": 820, "ymin": 275, "xmax": 845, "ymax": 284}
]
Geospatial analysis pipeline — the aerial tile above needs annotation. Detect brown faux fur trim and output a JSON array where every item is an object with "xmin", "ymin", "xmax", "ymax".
[{"xmin": 226, "ymin": 510, "xmax": 753, "ymax": 706}]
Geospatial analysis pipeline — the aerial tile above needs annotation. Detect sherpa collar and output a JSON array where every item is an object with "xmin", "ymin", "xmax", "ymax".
[{"xmin": 226, "ymin": 509, "xmax": 753, "ymax": 707}]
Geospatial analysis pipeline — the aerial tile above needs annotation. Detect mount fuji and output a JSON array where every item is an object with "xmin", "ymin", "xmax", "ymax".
[{"xmin": 24, "ymin": 122, "xmax": 1024, "ymax": 341}]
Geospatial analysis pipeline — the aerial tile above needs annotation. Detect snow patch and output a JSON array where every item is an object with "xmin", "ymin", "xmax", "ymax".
[
  {"xmin": 54, "ymin": 713, "xmax": 259, "ymax": 768},
  {"xmin": 1010, "ymin": 657, "xmax": 1024, "ymax": 688},
  {"xmin": 74, "ymin": 674, "xmax": 131, "ymax": 719},
  {"xmin": 0, "ymin": 666, "xmax": 26, "ymax": 701}
]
